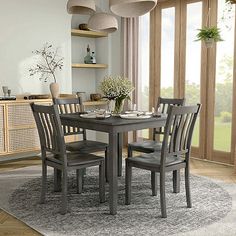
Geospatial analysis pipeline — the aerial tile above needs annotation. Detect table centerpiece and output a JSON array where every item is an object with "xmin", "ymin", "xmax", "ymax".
[{"xmin": 100, "ymin": 75, "xmax": 134, "ymax": 115}]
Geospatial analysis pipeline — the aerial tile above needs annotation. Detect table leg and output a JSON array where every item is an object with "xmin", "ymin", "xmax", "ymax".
[
  {"xmin": 109, "ymin": 132, "xmax": 118, "ymax": 215},
  {"xmin": 118, "ymin": 133, "xmax": 123, "ymax": 177}
]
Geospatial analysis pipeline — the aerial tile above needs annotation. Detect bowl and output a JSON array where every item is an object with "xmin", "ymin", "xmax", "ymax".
[
  {"xmin": 90, "ymin": 93, "xmax": 101, "ymax": 101},
  {"xmin": 79, "ymin": 23, "xmax": 89, "ymax": 31}
]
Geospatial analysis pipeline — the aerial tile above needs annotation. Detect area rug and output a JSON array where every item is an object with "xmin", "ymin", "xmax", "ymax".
[{"xmin": 0, "ymin": 165, "xmax": 236, "ymax": 236}]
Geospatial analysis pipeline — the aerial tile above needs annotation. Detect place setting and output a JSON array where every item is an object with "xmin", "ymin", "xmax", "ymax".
[{"xmin": 80, "ymin": 109, "xmax": 111, "ymax": 119}]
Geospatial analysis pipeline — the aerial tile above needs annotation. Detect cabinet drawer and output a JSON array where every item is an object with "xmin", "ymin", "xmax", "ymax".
[{"xmin": 8, "ymin": 128, "xmax": 40, "ymax": 152}]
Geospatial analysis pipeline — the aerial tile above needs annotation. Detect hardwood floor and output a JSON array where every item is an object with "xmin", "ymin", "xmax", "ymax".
[{"xmin": 0, "ymin": 156, "xmax": 235, "ymax": 235}]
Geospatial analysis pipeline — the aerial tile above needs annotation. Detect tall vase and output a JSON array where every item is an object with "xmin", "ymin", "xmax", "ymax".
[
  {"xmin": 50, "ymin": 82, "xmax": 60, "ymax": 98},
  {"xmin": 113, "ymin": 97, "xmax": 125, "ymax": 115}
]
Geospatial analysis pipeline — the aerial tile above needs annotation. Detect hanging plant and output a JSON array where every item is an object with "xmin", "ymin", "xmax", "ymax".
[
  {"xmin": 195, "ymin": 26, "xmax": 223, "ymax": 48},
  {"xmin": 226, "ymin": 0, "xmax": 236, "ymax": 4}
]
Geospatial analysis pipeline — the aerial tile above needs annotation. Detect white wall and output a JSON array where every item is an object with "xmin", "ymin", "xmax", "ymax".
[{"xmin": 0, "ymin": 0, "xmax": 72, "ymax": 96}]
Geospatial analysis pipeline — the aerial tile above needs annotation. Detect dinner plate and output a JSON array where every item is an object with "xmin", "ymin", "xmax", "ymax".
[
  {"xmin": 125, "ymin": 111, "xmax": 153, "ymax": 115},
  {"xmin": 80, "ymin": 113, "xmax": 111, "ymax": 119},
  {"xmin": 119, "ymin": 114, "xmax": 152, "ymax": 119}
]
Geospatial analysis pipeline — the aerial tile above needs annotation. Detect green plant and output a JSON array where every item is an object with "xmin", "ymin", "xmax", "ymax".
[
  {"xmin": 29, "ymin": 43, "xmax": 63, "ymax": 83},
  {"xmin": 196, "ymin": 26, "xmax": 223, "ymax": 42},
  {"xmin": 226, "ymin": 0, "xmax": 236, "ymax": 4}
]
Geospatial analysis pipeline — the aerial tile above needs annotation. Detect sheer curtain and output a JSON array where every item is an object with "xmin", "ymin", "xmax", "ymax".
[
  {"xmin": 122, "ymin": 15, "xmax": 151, "ymax": 143},
  {"xmin": 122, "ymin": 17, "xmax": 139, "ymax": 143},
  {"xmin": 122, "ymin": 17, "xmax": 139, "ymax": 109}
]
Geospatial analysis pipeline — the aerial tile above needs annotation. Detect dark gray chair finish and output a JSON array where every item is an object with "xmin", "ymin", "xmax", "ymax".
[
  {"xmin": 127, "ymin": 97, "xmax": 185, "ymax": 157},
  {"xmin": 30, "ymin": 103, "xmax": 105, "ymax": 214},
  {"xmin": 125, "ymin": 104, "xmax": 201, "ymax": 218},
  {"xmin": 53, "ymin": 97, "xmax": 108, "ymax": 183}
]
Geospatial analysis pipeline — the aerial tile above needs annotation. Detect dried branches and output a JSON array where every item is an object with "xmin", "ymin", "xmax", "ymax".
[{"xmin": 29, "ymin": 43, "xmax": 64, "ymax": 83}]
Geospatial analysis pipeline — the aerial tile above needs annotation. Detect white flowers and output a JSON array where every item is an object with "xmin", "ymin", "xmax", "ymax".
[{"xmin": 100, "ymin": 75, "xmax": 134, "ymax": 100}]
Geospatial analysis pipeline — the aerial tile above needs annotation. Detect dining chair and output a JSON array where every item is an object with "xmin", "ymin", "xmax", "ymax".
[
  {"xmin": 127, "ymin": 97, "xmax": 185, "ymax": 157},
  {"xmin": 53, "ymin": 97, "xmax": 109, "ymax": 186},
  {"xmin": 125, "ymin": 104, "xmax": 201, "ymax": 218},
  {"xmin": 30, "ymin": 103, "xmax": 105, "ymax": 214}
]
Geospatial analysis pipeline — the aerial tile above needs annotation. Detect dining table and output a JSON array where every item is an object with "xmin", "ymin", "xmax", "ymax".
[{"xmin": 60, "ymin": 113, "xmax": 167, "ymax": 215}]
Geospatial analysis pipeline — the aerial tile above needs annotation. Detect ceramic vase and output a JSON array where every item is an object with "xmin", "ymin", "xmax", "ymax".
[
  {"xmin": 204, "ymin": 38, "xmax": 214, "ymax": 48},
  {"xmin": 50, "ymin": 82, "xmax": 60, "ymax": 98}
]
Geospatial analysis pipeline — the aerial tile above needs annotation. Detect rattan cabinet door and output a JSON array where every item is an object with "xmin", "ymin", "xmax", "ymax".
[
  {"xmin": 7, "ymin": 103, "xmax": 40, "ymax": 153},
  {"xmin": 0, "ymin": 105, "xmax": 6, "ymax": 153}
]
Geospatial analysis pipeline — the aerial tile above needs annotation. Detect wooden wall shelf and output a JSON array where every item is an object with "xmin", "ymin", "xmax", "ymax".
[
  {"xmin": 72, "ymin": 63, "xmax": 108, "ymax": 69},
  {"xmin": 71, "ymin": 29, "xmax": 108, "ymax": 38}
]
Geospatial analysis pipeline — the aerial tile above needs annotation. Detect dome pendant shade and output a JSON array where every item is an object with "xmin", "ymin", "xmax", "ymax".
[
  {"xmin": 67, "ymin": 0, "xmax": 96, "ymax": 15},
  {"xmin": 110, "ymin": 0, "xmax": 157, "ymax": 17},
  {"xmin": 88, "ymin": 13, "xmax": 118, "ymax": 33}
]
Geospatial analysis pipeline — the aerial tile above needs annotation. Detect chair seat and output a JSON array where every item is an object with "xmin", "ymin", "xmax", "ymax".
[
  {"xmin": 66, "ymin": 140, "xmax": 108, "ymax": 152},
  {"xmin": 47, "ymin": 152, "xmax": 104, "ymax": 167},
  {"xmin": 127, "ymin": 152, "xmax": 184, "ymax": 169},
  {"xmin": 129, "ymin": 140, "xmax": 162, "ymax": 152}
]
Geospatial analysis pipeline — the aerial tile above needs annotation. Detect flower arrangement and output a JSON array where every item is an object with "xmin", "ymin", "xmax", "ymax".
[
  {"xmin": 100, "ymin": 75, "xmax": 134, "ymax": 114},
  {"xmin": 29, "ymin": 43, "xmax": 63, "ymax": 83}
]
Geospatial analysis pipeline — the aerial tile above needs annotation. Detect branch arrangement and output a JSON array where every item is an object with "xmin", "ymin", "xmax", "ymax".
[{"xmin": 29, "ymin": 43, "xmax": 64, "ymax": 83}]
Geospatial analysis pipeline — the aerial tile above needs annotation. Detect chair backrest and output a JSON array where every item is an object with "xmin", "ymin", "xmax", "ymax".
[
  {"xmin": 30, "ymin": 103, "xmax": 67, "ymax": 160},
  {"xmin": 53, "ymin": 97, "xmax": 86, "ymax": 139},
  {"xmin": 160, "ymin": 104, "xmax": 201, "ymax": 166},
  {"xmin": 153, "ymin": 97, "xmax": 185, "ymax": 139}
]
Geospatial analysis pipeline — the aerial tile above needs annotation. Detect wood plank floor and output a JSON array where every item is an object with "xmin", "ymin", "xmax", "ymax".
[{"xmin": 0, "ymin": 156, "xmax": 235, "ymax": 235}]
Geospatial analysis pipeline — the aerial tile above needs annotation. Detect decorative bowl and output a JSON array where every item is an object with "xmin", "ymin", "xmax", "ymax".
[{"xmin": 90, "ymin": 93, "xmax": 101, "ymax": 101}]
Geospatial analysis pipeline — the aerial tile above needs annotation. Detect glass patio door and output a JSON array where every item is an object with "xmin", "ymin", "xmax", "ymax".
[{"xmin": 150, "ymin": 0, "xmax": 236, "ymax": 165}]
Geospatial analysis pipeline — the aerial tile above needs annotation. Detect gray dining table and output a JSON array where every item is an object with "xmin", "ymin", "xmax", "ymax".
[{"xmin": 60, "ymin": 113, "xmax": 167, "ymax": 215}]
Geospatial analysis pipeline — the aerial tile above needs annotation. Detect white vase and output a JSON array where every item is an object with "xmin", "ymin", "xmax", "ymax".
[
  {"xmin": 49, "ymin": 82, "xmax": 60, "ymax": 98},
  {"xmin": 204, "ymin": 38, "xmax": 214, "ymax": 48}
]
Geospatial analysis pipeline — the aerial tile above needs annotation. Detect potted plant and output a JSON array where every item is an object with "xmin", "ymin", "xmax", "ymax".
[
  {"xmin": 195, "ymin": 26, "xmax": 223, "ymax": 48},
  {"xmin": 29, "ymin": 43, "xmax": 64, "ymax": 98},
  {"xmin": 226, "ymin": 0, "xmax": 236, "ymax": 4}
]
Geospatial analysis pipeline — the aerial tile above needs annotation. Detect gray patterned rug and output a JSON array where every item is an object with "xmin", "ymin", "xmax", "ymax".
[{"xmin": 0, "ymin": 165, "xmax": 235, "ymax": 236}]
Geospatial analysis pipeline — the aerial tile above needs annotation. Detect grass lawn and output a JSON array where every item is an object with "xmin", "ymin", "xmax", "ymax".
[
  {"xmin": 139, "ymin": 117, "xmax": 231, "ymax": 152},
  {"xmin": 192, "ymin": 118, "xmax": 231, "ymax": 152}
]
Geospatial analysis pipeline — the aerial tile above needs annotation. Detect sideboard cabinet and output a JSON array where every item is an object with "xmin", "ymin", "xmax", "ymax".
[{"xmin": 0, "ymin": 99, "xmax": 51, "ymax": 159}]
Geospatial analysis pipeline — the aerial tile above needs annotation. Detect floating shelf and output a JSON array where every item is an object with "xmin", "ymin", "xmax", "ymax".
[
  {"xmin": 71, "ymin": 29, "xmax": 108, "ymax": 38},
  {"xmin": 72, "ymin": 63, "xmax": 108, "ymax": 69},
  {"xmin": 83, "ymin": 100, "xmax": 108, "ymax": 106}
]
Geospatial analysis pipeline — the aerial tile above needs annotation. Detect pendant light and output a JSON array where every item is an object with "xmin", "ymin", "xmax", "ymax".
[
  {"xmin": 110, "ymin": 0, "xmax": 158, "ymax": 17},
  {"xmin": 67, "ymin": 0, "xmax": 96, "ymax": 15},
  {"xmin": 88, "ymin": 13, "xmax": 118, "ymax": 33}
]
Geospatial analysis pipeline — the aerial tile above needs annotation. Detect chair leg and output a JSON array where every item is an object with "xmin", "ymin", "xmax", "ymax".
[
  {"xmin": 125, "ymin": 161, "xmax": 132, "ymax": 205},
  {"xmin": 173, "ymin": 170, "xmax": 180, "ymax": 193},
  {"xmin": 105, "ymin": 148, "xmax": 109, "ymax": 182},
  {"xmin": 54, "ymin": 169, "xmax": 61, "ymax": 192},
  {"xmin": 99, "ymin": 160, "xmax": 105, "ymax": 203},
  {"xmin": 185, "ymin": 167, "xmax": 192, "ymax": 208},
  {"xmin": 40, "ymin": 161, "xmax": 47, "ymax": 204},
  {"xmin": 76, "ymin": 169, "xmax": 83, "ymax": 194},
  {"xmin": 60, "ymin": 169, "xmax": 68, "ymax": 214},
  {"xmin": 160, "ymin": 171, "xmax": 167, "ymax": 218},
  {"xmin": 127, "ymin": 145, "xmax": 133, "ymax": 157},
  {"xmin": 151, "ymin": 172, "xmax": 157, "ymax": 196}
]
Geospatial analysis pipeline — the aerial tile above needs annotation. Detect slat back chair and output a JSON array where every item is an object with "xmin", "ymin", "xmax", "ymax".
[
  {"xmin": 53, "ymin": 97, "xmax": 86, "ymax": 139},
  {"xmin": 153, "ymin": 97, "xmax": 185, "ymax": 140},
  {"xmin": 128, "ymin": 97, "xmax": 185, "ymax": 157},
  {"xmin": 53, "ymin": 97, "xmax": 108, "ymax": 183},
  {"xmin": 31, "ymin": 103, "xmax": 105, "ymax": 214},
  {"xmin": 125, "ymin": 104, "xmax": 201, "ymax": 218}
]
